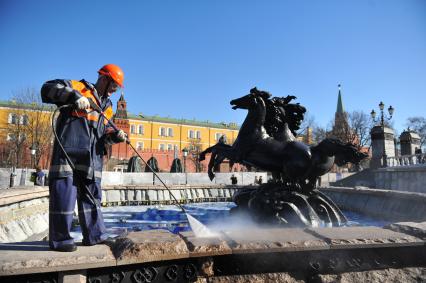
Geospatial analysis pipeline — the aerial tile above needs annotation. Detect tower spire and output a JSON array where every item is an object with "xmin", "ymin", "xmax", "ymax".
[{"xmin": 336, "ymin": 84, "xmax": 344, "ymax": 114}]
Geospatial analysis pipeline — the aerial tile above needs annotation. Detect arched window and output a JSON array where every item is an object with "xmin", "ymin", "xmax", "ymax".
[
  {"xmin": 21, "ymin": 114, "xmax": 29, "ymax": 125},
  {"xmin": 138, "ymin": 125, "xmax": 144, "ymax": 135},
  {"xmin": 188, "ymin": 130, "xmax": 194, "ymax": 139},
  {"xmin": 196, "ymin": 130, "xmax": 201, "ymax": 139},
  {"xmin": 8, "ymin": 113, "xmax": 18, "ymax": 124},
  {"xmin": 130, "ymin": 125, "xmax": 136, "ymax": 134},
  {"xmin": 168, "ymin": 128, "xmax": 173, "ymax": 137},
  {"xmin": 159, "ymin": 127, "xmax": 166, "ymax": 136}
]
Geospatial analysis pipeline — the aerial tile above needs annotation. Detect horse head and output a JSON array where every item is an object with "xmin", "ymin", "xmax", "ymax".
[
  {"xmin": 230, "ymin": 87, "xmax": 271, "ymax": 110},
  {"xmin": 334, "ymin": 143, "xmax": 369, "ymax": 166}
]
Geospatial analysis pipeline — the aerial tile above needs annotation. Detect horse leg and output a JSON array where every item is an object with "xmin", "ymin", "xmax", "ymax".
[
  {"xmin": 199, "ymin": 146, "xmax": 214, "ymax": 161},
  {"xmin": 207, "ymin": 150, "xmax": 217, "ymax": 180},
  {"xmin": 207, "ymin": 145, "xmax": 241, "ymax": 180}
]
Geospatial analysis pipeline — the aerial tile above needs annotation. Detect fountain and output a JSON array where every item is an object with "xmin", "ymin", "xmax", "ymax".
[
  {"xmin": 2, "ymin": 89, "xmax": 426, "ymax": 282},
  {"xmin": 200, "ymin": 87, "xmax": 368, "ymax": 227}
]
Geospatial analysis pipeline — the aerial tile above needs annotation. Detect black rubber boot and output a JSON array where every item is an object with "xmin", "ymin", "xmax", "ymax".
[{"xmin": 51, "ymin": 243, "xmax": 77, "ymax": 252}]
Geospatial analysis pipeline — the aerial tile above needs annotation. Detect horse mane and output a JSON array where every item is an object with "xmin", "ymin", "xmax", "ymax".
[
  {"xmin": 250, "ymin": 87, "xmax": 271, "ymax": 100},
  {"xmin": 249, "ymin": 87, "xmax": 307, "ymax": 138}
]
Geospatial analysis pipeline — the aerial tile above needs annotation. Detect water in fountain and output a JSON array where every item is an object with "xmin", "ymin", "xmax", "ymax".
[{"xmin": 69, "ymin": 202, "xmax": 391, "ymax": 242}]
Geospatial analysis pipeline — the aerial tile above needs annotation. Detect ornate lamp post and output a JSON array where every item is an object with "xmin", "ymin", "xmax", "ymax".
[
  {"xmin": 370, "ymin": 101, "xmax": 394, "ymax": 127},
  {"xmin": 370, "ymin": 102, "xmax": 395, "ymax": 167}
]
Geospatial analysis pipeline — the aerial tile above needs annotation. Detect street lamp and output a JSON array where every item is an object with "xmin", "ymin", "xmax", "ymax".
[
  {"xmin": 30, "ymin": 144, "xmax": 37, "ymax": 168},
  {"xmin": 370, "ymin": 102, "xmax": 395, "ymax": 167},
  {"xmin": 182, "ymin": 148, "xmax": 188, "ymax": 173},
  {"xmin": 370, "ymin": 101, "xmax": 394, "ymax": 127}
]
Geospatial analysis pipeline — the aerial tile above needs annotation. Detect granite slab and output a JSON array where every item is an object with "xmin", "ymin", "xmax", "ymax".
[
  {"xmin": 384, "ymin": 221, "xmax": 426, "ymax": 240},
  {"xmin": 220, "ymin": 228, "xmax": 329, "ymax": 254},
  {"xmin": 0, "ymin": 241, "xmax": 115, "ymax": 276},
  {"xmin": 179, "ymin": 231, "xmax": 232, "ymax": 257},
  {"xmin": 306, "ymin": 226, "xmax": 424, "ymax": 249},
  {"xmin": 112, "ymin": 230, "xmax": 189, "ymax": 265}
]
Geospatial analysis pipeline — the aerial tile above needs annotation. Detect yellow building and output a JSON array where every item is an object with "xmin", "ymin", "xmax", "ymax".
[
  {"xmin": 0, "ymin": 97, "xmax": 240, "ymax": 169},
  {"xmin": 0, "ymin": 100, "xmax": 54, "ymax": 168},
  {"xmin": 110, "ymin": 94, "xmax": 239, "ymax": 162},
  {"xmin": 127, "ymin": 114, "xmax": 239, "ymax": 152}
]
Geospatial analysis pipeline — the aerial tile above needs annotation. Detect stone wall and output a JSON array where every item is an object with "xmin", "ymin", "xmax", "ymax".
[
  {"xmin": 101, "ymin": 172, "xmax": 267, "ymax": 186},
  {"xmin": 0, "ymin": 187, "xmax": 49, "ymax": 243},
  {"xmin": 374, "ymin": 166, "xmax": 426, "ymax": 193},
  {"xmin": 321, "ymin": 186, "xmax": 426, "ymax": 222},
  {"xmin": 332, "ymin": 165, "xmax": 426, "ymax": 193},
  {"xmin": 101, "ymin": 184, "xmax": 242, "ymax": 205}
]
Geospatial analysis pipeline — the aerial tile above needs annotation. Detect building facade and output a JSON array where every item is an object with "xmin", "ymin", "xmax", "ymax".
[
  {"xmin": 0, "ymin": 97, "xmax": 240, "ymax": 172},
  {"xmin": 109, "ymin": 94, "xmax": 240, "ymax": 172}
]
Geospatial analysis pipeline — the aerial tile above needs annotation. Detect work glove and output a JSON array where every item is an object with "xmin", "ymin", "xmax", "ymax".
[
  {"xmin": 75, "ymin": 97, "xmax": 90, "ymax": 110},
  {"xmin": 116, "ymin": 130, "xmax": 127, "ymax": 142}
]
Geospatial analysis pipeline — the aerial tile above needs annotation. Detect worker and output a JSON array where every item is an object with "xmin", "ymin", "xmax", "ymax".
[{"xmin": 41, "ymin": 64, "xmax": 127, "ymax": 252}]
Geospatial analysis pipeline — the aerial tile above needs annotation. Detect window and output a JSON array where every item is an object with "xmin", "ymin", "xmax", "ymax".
[
  {"xmin": 138, "ymin": 125, "xmax": 144, "ymax": 135},
  {"xmin": 168, "ymin": 128, "xmax": 173, "ymax": 137},
  {"xmin": 21, "ymin": 115, "xmax": 29, "ymax": 125},
  {"xmin": 6, "ymin": 133, "xmax": 25, "ymax": 142},
  {"xmin": 188, "ymin": 130, "xmax": 194, "ymax": 139},
  {"xmin": 167, "ymin": 144, "xmax": 173, "ymax": 151},
  {"xmin": 137, "ymin": 142, "xmax": 144, "ymax": 150},
  {"xmin": 215, "ymin": 133, "xmax": 222, "ymax": 141},
  {"xmin": 8, "ymin": 113, "xmax": 18, "ymax": 124},
  {"xmin": 196, "ymin": 130, "xmax": 201, "ymax": 139},
  {"xmin": 130, "ymin": 125, "xmax": 136, "ymax": 134},
  {"xmin": 174, "ymin": 145, "xmax": 179, "ymax": 151},
  {"xmin": 159, "ymin": 127, "xmax": 166, "ymax": 136},
  {"xmin": 159, "ymin": 144, "xmax": 165, "ymax": 151}
]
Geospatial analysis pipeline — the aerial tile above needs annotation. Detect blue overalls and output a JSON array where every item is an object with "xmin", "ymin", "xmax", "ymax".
[{"xmin": 41, "ymin": 79, "xmax": 117, "ymax": 249}]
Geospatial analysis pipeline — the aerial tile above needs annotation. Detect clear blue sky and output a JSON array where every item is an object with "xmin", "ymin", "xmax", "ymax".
[{"xmin": 1, "ymin": 0, "xmax": 425, "ymax": 133}]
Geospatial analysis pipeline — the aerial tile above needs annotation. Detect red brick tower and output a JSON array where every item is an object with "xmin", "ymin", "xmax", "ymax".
[{"xmin": 111, "ymin": 92, "xmax": 130, "ymax": 160}]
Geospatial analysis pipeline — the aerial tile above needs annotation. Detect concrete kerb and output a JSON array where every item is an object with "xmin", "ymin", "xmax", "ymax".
[{"xmin": 1, "ymin": 225, "xmax": 425, "ymax": 277}]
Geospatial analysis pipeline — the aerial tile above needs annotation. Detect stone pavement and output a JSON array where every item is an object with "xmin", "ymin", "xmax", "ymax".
[{"xmin": 0, "ymin": 225, "xmax": 425, "ymax": 280}]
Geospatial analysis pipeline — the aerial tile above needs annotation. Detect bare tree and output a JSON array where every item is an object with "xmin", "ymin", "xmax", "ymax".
[
  {"xmin": 188, "ymin": 138, "xmax": 204, "ymax": 172},
  {"xmin": 4, "ymin": 101, "xmax": 27, "ymax": 167},
  {"xmin": 329, "ymin": 110, "xmax": 373, "ymax": 149},
  {"xmin": 348, "ymin": 111, "xmax": 373, "ymax": 149},
  {"xmin": 297, "ymin": 112, "xmax": 315, "ymax": 135},
  {"xmin": 312, "ymin": 125, "xmax": 328, "ymax": 144},
  {"xmin": 406, "ymin": 116, "xmax": 426, "ymax": 149},
  {"xmin": 7, "ymin": 88, "xmax": 54, "ymax": 168}
]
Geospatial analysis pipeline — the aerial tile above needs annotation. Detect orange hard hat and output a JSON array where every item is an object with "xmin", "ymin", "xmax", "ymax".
[{"xmin": 98, "ymin": 64, "xmax": 124, "ymax": 87}]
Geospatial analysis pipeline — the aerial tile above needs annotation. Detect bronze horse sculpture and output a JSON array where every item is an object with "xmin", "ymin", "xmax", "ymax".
[
  {"xmin": 199, "ymin": 88, "xmax": 368, "ymax": 227},
  {"xmin": 200, "ymin": 87, "xmax": 367, "ymax": 191}
]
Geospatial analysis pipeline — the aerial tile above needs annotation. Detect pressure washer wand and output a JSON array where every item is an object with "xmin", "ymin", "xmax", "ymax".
[{"xmin": 88, "ymin": 100, "xmax": 187, "ymax": 212}]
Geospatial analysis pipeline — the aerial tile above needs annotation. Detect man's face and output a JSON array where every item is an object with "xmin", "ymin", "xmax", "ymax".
[
  {"xmin": 107, "ymin": 80, "xmax": 119, "ymax": 97},
  {"xmin": 98, "ymin": 75, "xmax": 120, "ymax": 97}
]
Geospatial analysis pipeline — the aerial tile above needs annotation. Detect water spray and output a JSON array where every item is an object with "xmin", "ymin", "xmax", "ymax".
[{"xmin": 85, "ymin": 101, "xmax": 217, "ymax": 237}]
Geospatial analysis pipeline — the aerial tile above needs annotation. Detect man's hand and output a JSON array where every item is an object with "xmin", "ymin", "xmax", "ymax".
[
  {"xmin": 116, "ymin": 130, "xmax": 127, "ymax": 142},
  {"xmin": 75, "ymin": 97, "xmax": 90, "ymax": 110}
]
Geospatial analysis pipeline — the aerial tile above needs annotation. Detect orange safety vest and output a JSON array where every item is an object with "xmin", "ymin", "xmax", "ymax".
[{"xmin": 69, "ymin": 80, "xmax": 113, "ymax": 125}]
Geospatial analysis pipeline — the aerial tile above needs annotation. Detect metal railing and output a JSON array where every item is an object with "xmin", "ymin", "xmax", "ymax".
[{"xmin": 386, "ymin": 153, "xmax": 426, "ymax": 167}]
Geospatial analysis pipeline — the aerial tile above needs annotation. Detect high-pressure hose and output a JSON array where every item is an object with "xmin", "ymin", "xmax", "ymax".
[
  {"xmin": 86, "ymin": 99, "xmax": 188, "ymax": 213},
  {"xmin": 53, "ymin": 102, "xmax": 213, "ymax": 236}
]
